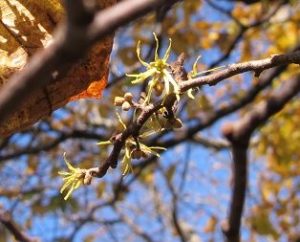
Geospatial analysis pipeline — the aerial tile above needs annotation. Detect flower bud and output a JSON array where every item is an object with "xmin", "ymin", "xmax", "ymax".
[
  {"xmin": 154, "ymin": 82, "xmax": 163, "ymax": 96},
  {"xmin": 114, "ymin": 96, "xmax": 125, "ymax": 106},
  {"xmin": 141, "ymin": 150, "xmax": 148, "ymax": 158},
  {"xmin": 164, "ymin": 118, "xmax": 183, "ymax": 129},
  {"xmin": 131, "ymin": 149, "xmax": 143, "ymax": 159},
  {"xmin": 122, "ymin": 101, "xmax": 131, "ymax": 111},
  {"xmin": 83, "ymin": 173, "xmax": 92, "ymax": 185},
  {"xmin": 164, "ymin": 120, "xmax": 173, "ymax": 130},
  {"xmin": 171, "ymin": 118, "xmax": 183, "ymax": 129},
  {"xmin": 124, "ymin": 92, "xmax": 133, "ymax": 102}
]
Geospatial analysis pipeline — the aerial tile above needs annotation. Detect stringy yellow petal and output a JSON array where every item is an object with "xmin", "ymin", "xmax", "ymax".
[
  {"xmin": 163, "ymin": 38, "xmax": 172, "ymax": 61},
  {"xmin": 137, "ymin": 41, "xmax": 150, "ymax": 67}
]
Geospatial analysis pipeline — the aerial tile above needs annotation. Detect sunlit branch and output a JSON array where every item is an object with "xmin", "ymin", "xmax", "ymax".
[
  {"xmin": 126, "ymin": 63, "xmax": 291, "ymax": 192},
  {"xmin": 180, "ymin": 50, "xmax": 300, "ymax": 92}
]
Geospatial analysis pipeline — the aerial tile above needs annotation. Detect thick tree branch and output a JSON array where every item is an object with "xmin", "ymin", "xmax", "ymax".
[{"xmin": 0, "ymin": 0, "xmax": 178, "ymax": 126}]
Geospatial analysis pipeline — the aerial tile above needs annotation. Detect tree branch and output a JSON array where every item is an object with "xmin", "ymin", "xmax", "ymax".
[
  {"xmin": 221, "ymin": 75, "xmax": 300, "ymax": 242},
  {"xmin": 0, "ymin": 210, "xmax": 38, "ymax": 242},
  {"xmin": 0, "ymin": 129, "xmax": 106, "ymax": 162},
  {"xmin": 180, "ymin": 50, "xmax": 300, "ymax": 92},
  {"xmin": 161, "ymin": 166, "xmax": 187, "ymax": 242},
  {"xmin": 89, "ymin": 99, "xmax": 168, "ymax": 178}
]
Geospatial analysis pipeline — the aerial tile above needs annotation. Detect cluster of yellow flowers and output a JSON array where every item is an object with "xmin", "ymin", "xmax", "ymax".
[{"xmin": 58, "ymin": 33, "xmax": 223, "ymax": 200}]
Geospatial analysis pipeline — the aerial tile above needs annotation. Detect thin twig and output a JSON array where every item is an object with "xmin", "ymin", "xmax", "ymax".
[
  {"xmin": 0, "ymin": 210, "xmax": 38, "ymax": 242},
  {"xmin": 180, "ymin": 50, "xmax": 300, "ymax": 92}
]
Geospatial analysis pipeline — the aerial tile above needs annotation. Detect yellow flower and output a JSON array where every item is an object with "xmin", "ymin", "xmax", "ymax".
[
  {"xmin": 58, "ymin": 153, "xmax": 85, "ymax": 200},
  {"xmin": 98, "ymin": 113, "xmax": 166, "ymax": 176},
  {"xmin": 127, "ymin": 33, "xmax": 180, "ymax": 104},
  {"xmin": 121, "ymin": 138, "xmax": 165, "ymax": 176}
]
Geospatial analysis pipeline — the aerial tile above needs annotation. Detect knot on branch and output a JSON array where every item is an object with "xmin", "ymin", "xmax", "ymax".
[
  {"xmin": 222, "ymin": 122, "xmax": 250, "ymax": 146},
  {"xmin": 170, "ymin": 52, "xmax": 188, "ymax": 82}
]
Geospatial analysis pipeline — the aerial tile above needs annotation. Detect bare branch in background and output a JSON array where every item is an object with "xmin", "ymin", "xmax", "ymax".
[
  {"xmin": 191, "ymin": 135, "xmax": 230, "ymax": 150},
  {"xmin": 207, "ymin": 0, "xmax": 286, "ymax": 68},
  {"xmin": 221, "ymin": 75, "xmax": 300, "ymax": 242},
  {"xmin": 114, "ymin": 205, "xmax": 155, "ymax": 242},
  {"xmin": 0, "ymin": 210, "xmax": 38, "ymax": 242},
  {"xmin": 0, "ymin": 129, "xmax": 106, "ymax": 162},
  {"xmin": 160, "ymin": 166, "xmax": 187, "ymax": 242}
]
